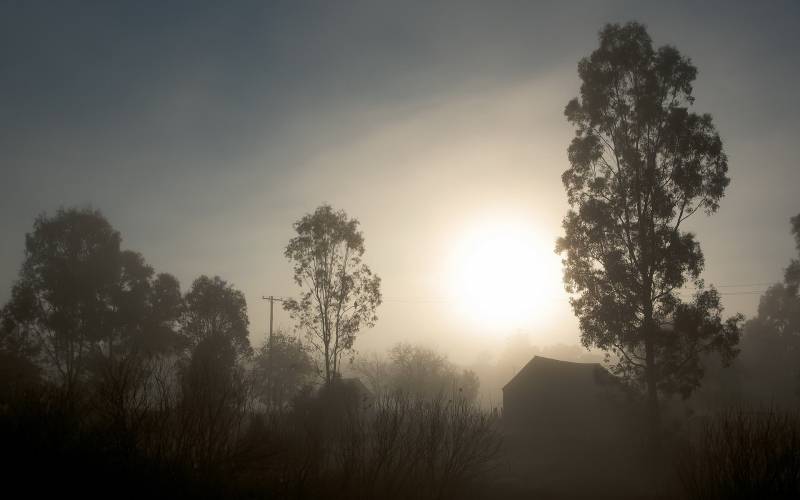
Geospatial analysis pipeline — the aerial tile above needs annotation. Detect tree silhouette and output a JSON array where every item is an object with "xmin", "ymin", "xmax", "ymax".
[
  {"xmin": 1, "ymin": 208, "xmax": 184, "ymax": 404},
  {"xmin": 101, "ymin": 250, "xmax": 185, "ymax": 359},
  {"xmin": 178, "ymin": 275, "xmax": 252, "ymax": 471},
  {"xmin": 284, "ymin": 205, "xmax": 382, "ymax": 385},
  {"xmin": 0, "ymin": 207, "xmax": 187, "ymax": 411},
  {"xmin": 738, "ymin": 213, "xmax": 800, "ymax": 404},
  {"xmin": 182, "ymin": 275, "xmax": 250, "ymax": 358},
  {"xmin": 0, "ymin": 306, "xmax": 42, "ymax": 402},
  {"xmin": 787, "ymin": 213, "xmax": 800, "ymax": 294},
  {"xmin": 252, "ymin": 331, "xmax": 315, "ymax": 411},
  {"xmin": 556, "ymin": 22, "xmax": 742, "ymax": 434},
  {"xmin": 7, "ymin": 208, "xmax": 124, "ymax": 399},
  {"xmin": 387, "ymin": 343, "xmax": 480, "ymax": 402}
]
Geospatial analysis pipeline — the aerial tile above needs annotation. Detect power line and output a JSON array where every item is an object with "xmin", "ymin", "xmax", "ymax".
[
  {"xmin": 381, "ymin": 298, "xmax": 452, "ymax": 303},
  {"xmin": 711, "ymin": 282, "xmax": 775, "ymax": 288},
  {"xmin": 381, "ymin": 288, "xmax": 775, "ymax": 305},
  {"xmin": 267, "ymin": 281, "xmax": 781, "ymax": 312},
  {"xmin": 691, "ymin": 290, "xmax": 767, "ymax": 296},
  {"xmin": 681, "ymin": 282, "xmax": 775, "ymax": 291}
]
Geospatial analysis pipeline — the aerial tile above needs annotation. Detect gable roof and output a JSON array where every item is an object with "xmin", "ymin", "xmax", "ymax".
[
  {"xmin": 503, "ymin": 355, "xmax": 616, "ymax": 391},
  {"xmin": 339, "ymin": 377, "xmax": 373, "ymax": 398}
]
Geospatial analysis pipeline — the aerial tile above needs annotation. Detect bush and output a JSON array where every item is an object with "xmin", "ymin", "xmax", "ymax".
[
  {"xmin": 259, "ymin": 387, "xmax": 502, "ymax": 499},
  {"xmin": 678, "ymin": 409, "xmax": 800, "ymax": 499},
  {"xmin": 328, "ymin": 393, "xmax": 501, "ymax": 499},
  {"xmin": 0, "ymin": 367, "xmax": 501, "ymax": 499}
]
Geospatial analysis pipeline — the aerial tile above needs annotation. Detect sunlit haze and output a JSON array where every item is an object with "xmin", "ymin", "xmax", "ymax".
[
  {"xmin": 1, "ymin": 1, "xmax": 799, "ymax": 366},
  {"xmin": 445, "ymin": 215, "xmax": 564, "ymax": 334},
  {"xmin": 3, "ymin": 3, "xmax": 800, "ymax": 498}
]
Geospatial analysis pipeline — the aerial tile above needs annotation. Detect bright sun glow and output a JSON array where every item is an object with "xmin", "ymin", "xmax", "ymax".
[{"xmin": 446, "ymin": 218, "xmax": 563, "ymax": 333}]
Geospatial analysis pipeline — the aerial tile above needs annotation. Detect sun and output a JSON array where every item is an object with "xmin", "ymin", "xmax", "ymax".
[{"xmin": 446, "ymin": 218, "xmax": 563, "ymax": 332}]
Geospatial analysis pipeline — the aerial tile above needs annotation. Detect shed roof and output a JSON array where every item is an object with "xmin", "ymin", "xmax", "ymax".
[{"xmin": 503, "ymin": 356, "xmax": 616, "ymax": 392}]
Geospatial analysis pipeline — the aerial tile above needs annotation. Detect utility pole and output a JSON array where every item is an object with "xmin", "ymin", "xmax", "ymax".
[
  {"xmin": 261, "ymin": 295, "xmax": 287, "ymax": 412},
  {"xmin": 261, "ymin": 295, "xmax": 286, "ymax": 347}
]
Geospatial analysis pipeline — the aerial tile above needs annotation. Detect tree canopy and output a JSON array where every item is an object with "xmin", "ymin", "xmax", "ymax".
[
  {"xmin": 736, "ymin": 213, "xmax": 800, "ymax": 405},
  {"xmin": 182, "ymin": 275, "xmax": 251, "ymax": 359},
  {"xmin": 1, "ymin": 208, "xmax": 184, "ymax": 398},
  {"xmin": 252, "ymin": 331, "xmax": 315, "ymax": 411},
  {"xmin": 284, "ymin": 204, "xmax": 382, "ymax": 385},
  {"xmin": 556, "ymin": 22, "xmax": 742, "ymax": 428}
]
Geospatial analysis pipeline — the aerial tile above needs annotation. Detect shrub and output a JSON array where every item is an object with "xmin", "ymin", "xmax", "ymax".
[{"xmin": 678, "ymin": 408, "xmax": 800, "ymax": 499}]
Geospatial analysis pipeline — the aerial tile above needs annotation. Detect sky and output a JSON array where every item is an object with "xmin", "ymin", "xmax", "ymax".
[{"xmin": 2, "ymin": 1, "xmax": 799, "ymax": 365}]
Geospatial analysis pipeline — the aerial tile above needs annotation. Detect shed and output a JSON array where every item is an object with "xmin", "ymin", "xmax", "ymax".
[{"xmin": 502, "ymin": 356, "xmax": 629, "ymax": 430}]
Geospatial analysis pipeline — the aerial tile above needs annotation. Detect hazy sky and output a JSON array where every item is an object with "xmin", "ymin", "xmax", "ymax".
[{"xmin": 2, "ymin": 1, "xmax": 799, "ymax": 364}]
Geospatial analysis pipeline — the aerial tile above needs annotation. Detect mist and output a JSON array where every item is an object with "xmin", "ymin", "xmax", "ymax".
[{"xmin": 2, "ymin": 1, "xmax": 800, "ymax": 498}]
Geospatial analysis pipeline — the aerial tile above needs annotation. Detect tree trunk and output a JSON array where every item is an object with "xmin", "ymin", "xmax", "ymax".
[
  {"xmin": 332, "ymin": 349, "xmax": 338, "ymax": 382},
  {"xmin": 324, "ymin": 341, "xmax": 331, "ymax": 385},
  {"xmin": 643, "ymin": 315, "xmax": 661, "ymax": 452},
  {"xmin": 645, "ymin": 341, "xmax": 660, "ymax": 426}
]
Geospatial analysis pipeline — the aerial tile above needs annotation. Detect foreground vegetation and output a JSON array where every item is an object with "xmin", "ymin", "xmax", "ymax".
[
  {"xmin": 678, "ymin": 409, "xmax": 800, "ymax": 500},
  {"xmin": 1, "ymin": 378, "xmax": 500, "ymax": 499}
]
